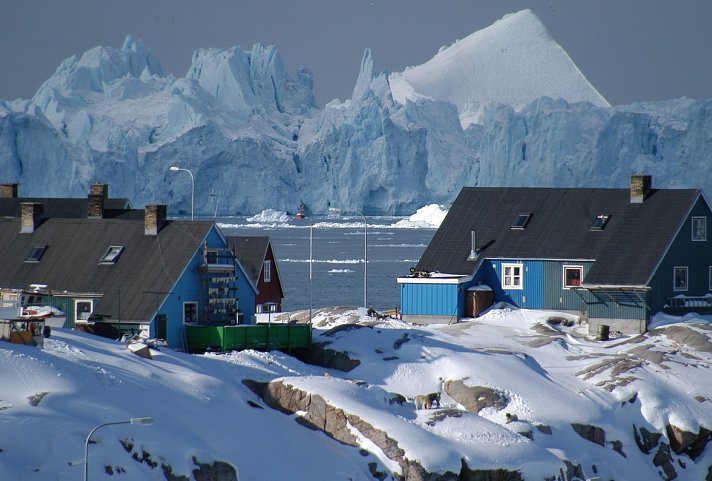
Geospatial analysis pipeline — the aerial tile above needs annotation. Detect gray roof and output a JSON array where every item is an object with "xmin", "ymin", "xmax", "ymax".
[
  {"xmin": 227, "ymin": 236, "xmax": 270, "ymax": 286},
  {"xmin": 0, "ymin": 197, "xmax": 133, "ymax": 218},
  {"xmin": 0, "ymin": 217, "xmax": 214, "ymax": 322},
  {"xmin": 416, "ymin": 187, "xmax": 701, "ymax": 286}
]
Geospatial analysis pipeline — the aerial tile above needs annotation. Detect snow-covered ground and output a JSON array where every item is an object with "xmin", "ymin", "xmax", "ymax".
[{"xmin": 2, "ymin": 307, "xmax": 711, "ymax": 480}]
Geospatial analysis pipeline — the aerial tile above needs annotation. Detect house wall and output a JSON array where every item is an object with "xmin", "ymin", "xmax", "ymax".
[
  {"xmin": 255, "ymin": 244, "xmax": 283, "ymax": 310},
  {"xmin": 649, "ymin": 196, "xmax": 712, "ymax": 314},
  {"xmin": 155, "ymin": 227, "xmax": 257, "ymax": 350},
  {"xmin": 399, "ymin": 282, "xmax": 462, "ymax": 323}
]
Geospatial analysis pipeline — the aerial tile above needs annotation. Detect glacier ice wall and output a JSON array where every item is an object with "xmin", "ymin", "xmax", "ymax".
[{"xmin": 0, "ymin": 38, "xmax": 710, "ymax": 216}]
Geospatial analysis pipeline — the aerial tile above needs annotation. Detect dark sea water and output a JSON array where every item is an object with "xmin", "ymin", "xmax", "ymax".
[{"xmin": 218, "ymin": 216, "xmax": 436, "ymax": 311}]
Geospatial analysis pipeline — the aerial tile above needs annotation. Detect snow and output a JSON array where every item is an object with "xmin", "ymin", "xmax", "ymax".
[
  {"xmin": 245, "ymin": 208, "xmax": 290, "ymax": 223},
  {"xmin": 394, "ymin": 203, "xmax": 449, "ymax": 229},
  {"xmin": 2, "ymin": 308, "xmax": 712, "ymax": 480},
  {"xmin": 390, "ymin": 9, "xmax": 609, "ymax": 127},
  {"xmin": 1, "ymin": 13, "xmax": 710, "ymax": 217}
]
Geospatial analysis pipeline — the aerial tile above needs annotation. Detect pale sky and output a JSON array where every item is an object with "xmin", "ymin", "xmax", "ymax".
[{"xmin": 2, "ymin": 0, "xmax": 711, "ymax": 106}]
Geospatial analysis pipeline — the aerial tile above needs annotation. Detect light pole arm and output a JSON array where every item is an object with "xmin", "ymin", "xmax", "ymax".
[{"xmin": 84, "ymin": 421, "xmax": 129, "ymax": 481}]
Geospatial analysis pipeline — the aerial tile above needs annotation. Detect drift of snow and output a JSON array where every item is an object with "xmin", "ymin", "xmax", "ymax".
[{"xmin": 2, "ymin": 307, "xmax": 712, "ymax": 480}]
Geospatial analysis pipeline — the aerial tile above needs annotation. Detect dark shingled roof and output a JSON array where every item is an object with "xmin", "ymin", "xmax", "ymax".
[
  {"xmin": 227, "ymin": 236, "xmax": 270, "ymax": 286},
  {"xmin": 0, "ymin": 217, "xmax": 214, "ymax": 322},
  {"xmin": 0, "ymin": 198, "xmax": 133, "ymax": 218},
  {"xmin": 416, "ymin": 187, "xmax": 701, "ymax": 286}
]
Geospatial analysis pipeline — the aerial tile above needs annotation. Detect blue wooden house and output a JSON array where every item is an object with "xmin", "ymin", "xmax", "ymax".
[
  {"xmin": 399, "ymin": 176, "xmax": 712, "ymax": 334},
  {"xmin": 0, "ymin": 201, "xmax": 258, "ymax": 350}
]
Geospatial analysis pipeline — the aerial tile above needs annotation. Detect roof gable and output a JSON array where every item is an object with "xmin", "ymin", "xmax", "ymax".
[{"xmin": 417, "ymin": 186, "xmax": 701, "ymax": 285}]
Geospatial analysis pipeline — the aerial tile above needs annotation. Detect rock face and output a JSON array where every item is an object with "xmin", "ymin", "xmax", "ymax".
[
  {"xmin": 442, "ymin": 379, "xmax": 508, "ymax": 413},
  {"xmin": 243, "ymin": 379, "xmax": 525, "ymax": 481},
  {"xmin": 665, "ymin": 424, "xmax": 712, "ymax": 460},
  {"xmin": 571, "ymin": 423, "xmax": 605, "ymax": 446},
  {"xmin": 301, "ymin": 341, "xmax": 361, "ymax": 372}
]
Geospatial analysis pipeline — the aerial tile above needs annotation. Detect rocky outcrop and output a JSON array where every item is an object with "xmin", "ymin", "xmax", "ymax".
[
  {"xmin": 301, "ymin": 341, "xmax": 361, "ymax": 372},
  {"xmin": 665, "ymin": 424, "xmax": 712, "ymax": 460},
  {"xmin": 442, "ymin": 379, "xmax": 508, "ymax": 414},
  {"xmin": 571, "ymin": 423, "xmax": 605, "ymax": 446},
  {"xmin": 244, "ymin": 379, "xmax": 525, "ymax": 481}
]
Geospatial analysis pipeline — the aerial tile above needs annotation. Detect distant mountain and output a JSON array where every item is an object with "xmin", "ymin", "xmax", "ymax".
[{"xmin": 0, "ymin": 11, "xmax": 710, "ymax": 215}]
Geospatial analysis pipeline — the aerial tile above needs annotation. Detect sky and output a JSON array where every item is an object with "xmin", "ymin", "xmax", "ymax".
[{"xmin": 2, "ymin": 0, "xmax": 711, "ymax": 106}]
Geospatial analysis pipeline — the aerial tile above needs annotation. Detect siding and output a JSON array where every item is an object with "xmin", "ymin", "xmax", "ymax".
[
  {"xmin": 542, "ymin": 261, "xmax": 592, "ymax": 311},
  {"xmin": 400, "ymin": 282, "xmax": 461, "ymax": 320},
  {"xmin": 487, "ymin": 259, "xmax": 544, "ymax": 308},
  {"xmin": 649, "ymin": 197, "xmax": 712, "ymax": 313}
]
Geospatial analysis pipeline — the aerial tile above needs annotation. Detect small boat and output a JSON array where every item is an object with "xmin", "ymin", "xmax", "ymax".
[{"xmin": 295, "ymin": 201, "xmax": 306, "ymax": 220}]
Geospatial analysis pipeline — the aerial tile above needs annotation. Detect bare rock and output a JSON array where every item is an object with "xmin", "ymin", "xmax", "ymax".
[
  {"xmin": 302, "ymin": 341, "xmax": 361, "ymax": 372},
  {"xmin": 652, "ymin": 443, "xmax": 677, "ymax": 481},
  {"xmin": 571, "ymin": 423, "xmax": 605, "ymax": 446},
  {"xmin": 443, "ymin": 379, "xmax": 508, "ymax": 414},
  {"xmin": 633, "ymin": 424, "xmax": 662, "ymax": 454},
  {"xmin": 666, "ymin": 424, "xmax": 712, "ymax": 460}
]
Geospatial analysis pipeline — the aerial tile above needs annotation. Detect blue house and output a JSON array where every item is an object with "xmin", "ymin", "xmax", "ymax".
[
  {"xmin": 399, "ymin": 176, "xmax": 712, "ymax": 334},
  {"xmin": 0, "ymin": 201, "xmax": 258, "ymax": 350}
]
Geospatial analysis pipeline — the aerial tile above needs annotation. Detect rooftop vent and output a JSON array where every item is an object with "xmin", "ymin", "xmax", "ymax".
[{"xmin": 467, "ymin": 230, "xmax": 480, "ymax": 260}]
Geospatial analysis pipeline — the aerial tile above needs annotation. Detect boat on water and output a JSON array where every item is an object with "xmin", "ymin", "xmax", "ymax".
[{"xmin": 295, "ymin": 201, "xmax": 306, "ymax": 220}]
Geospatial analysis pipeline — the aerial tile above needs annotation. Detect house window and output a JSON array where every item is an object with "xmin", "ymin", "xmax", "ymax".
[
  {"xmin": 502, "ymin": 263, "xmax": 523, "ymax": 289},
  {"xmin": 511, "ymin": 213, "xmax": 532, "ymax": 230},
  {"xmin": 563, "ymin": 266, "xmax": 583, "ymax": 288},
  {"xmin": 673, "ymin": 267, "xmax": 688, "ymax": 291},
  {"xmin": 25, "ymin": 245, "xmax": 47, "ymax": 262},
  {"xmin": 692, "ymin": 217, "xmax": 707, "ymax": 241},
  {"xmin": 99, "ymin": 246, "xmax": 124, "ymax": 264},
  {"xmin": 263, "ymin": 260, "xmax": 272, "ymax": 283},
  {"xmin": 75, "ymin": 300, "xmax": 93, "ymax": 321},
  {"xmin": 590, "ymin": 215, "xmax": 610, "ymax": 231},
  {"xmin": 183, "ymin": 301, "xmax": 198, "ymax": 324}
]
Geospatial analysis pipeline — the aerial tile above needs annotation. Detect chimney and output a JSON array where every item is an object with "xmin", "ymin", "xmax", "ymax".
[
  {"xmin": 20, "ymin": 202, "xmax": 43, "ymax": 233},
  {"xmin": 87, "ymin": 183, "xmax": 108, "ymax": 218},
  {"xmin": 467, "ymin": 230, "xmax": 480, "ymax": 260},
  {"xmin": 1, "ymin": 183, "xmax": 18, "ymax": 198},
  {"xmin": 630, "ymin": 175, "xmax": 652, "ymax": 203},
  {"xmin": 145, "ymin": 204, "xmax": 167, "ymax": 236}
]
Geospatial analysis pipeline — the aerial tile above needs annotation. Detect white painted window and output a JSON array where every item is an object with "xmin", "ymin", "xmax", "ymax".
[
  {"xmin": 673, "ymin": 266, "xmax": 688, "ymax": 291},
  {"xmin": 563, "ymin": 266, "xmax": 583, "ymax": 289},
  {"xmin": 502, "ymin": 263, "xmax": 523, "ymax": 290},
  {"xmin": 183, "ymin": 301, "xmax": 198, "ymax": 324},
  {"xmin": 263, "ymin": 260, "xmax": 272, "ymax": 283},
  {"xmin": 75, "ymin": 300, "xmax": 93, "ymax": 321},
  {"xmin": 692, "ymin": 217, "xmax": 707, "ymax": 241}
]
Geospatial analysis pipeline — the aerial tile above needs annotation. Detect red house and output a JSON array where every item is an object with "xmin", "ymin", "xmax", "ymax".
[{"xmin": 228, "ymin": 236, "xmax": 284, "ymax": 313}]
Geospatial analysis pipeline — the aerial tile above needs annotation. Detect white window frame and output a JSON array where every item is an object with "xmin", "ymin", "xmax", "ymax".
[
  {"xmin": 75, "ymin": 299, "xmax": 94, "ymax": 321},
  {"xmin": 692, "ymin": 216, "xmax": 707, "ymax": 241},
  {"xmin": 673, "ymin": 266, "xmax": 689, "ymax": 292},
  {"xmin": 562, "ymin": 265, "xmax": 583, "ymax": 289},
  {"xmin": 263, "ymin": 260, "xmax": 272, "ymax": 283},
  {"xmin": 502, "ymin": 263, "xmax": 523, "ymax": 290},
  {"xmin": 182, "ymin": 301, "xmax": 198, "ymax": 324}
]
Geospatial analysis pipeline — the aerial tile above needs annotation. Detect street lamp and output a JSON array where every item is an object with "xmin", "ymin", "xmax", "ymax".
[
  {"xmin": 84, "ymin": 417, "xmax": 153, "ymax": 481},
  {"xmin": 169, "ymin": 166, "xmax": 194, "ymax": 220},
  {"xmin": 351, "ymin": 211, "xmax": 368, "ymax": 309}
]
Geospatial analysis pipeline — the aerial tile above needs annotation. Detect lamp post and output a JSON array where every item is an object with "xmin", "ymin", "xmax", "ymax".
[
  {"xmin": 169, "ymin": 166, "xmax": 194, "ymax": 220},
  {"xmin": 352, "ymin": 211, "xmax": 368, "ymax": 309},
  {"xmin": 84, "ymin": 417, "xmax": 153, "ymax": 481}
]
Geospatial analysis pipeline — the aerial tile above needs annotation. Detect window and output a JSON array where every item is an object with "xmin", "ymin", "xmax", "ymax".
[
  {"xmin": 25, "ymin": 245, "xmax": 47, "ymax": 262},
  {"xmin": 563, "ymin": 266, "xmax": 583, "ymax": 288},
  {"xmin": 75, "ymin": 300, "xmax": 93, "ymax": 321},
  {"xmin": 263, "ymin": 260, "xmax": 272, "ymax": 283},
  {"xmin": 502, "ymin": 263, "xmax": 523, "ymax": 289},
  {"xmin": 183, "ymin": 302, "xmax": 198, "ymax": 324},
  {"xmin": 709, "ymin": 266, "xmax": 712, "ymax": 291},
  {"xmin": 99, "ymin": 246, "xmax": 124, "ymax": 264},
  {"xmin": 511, "ymin": 213, "xmax": 532, "ymax": 230},
  {"xmin": 673, "ymin": 266, "xmax": 688, "ymax": 291},
  {"xmin": 692, "ymin": 217, "xmax": 707, "ymax": 241},
  {"xmin": 590, "ymin": 215, "xmax": 610, "ymax": 231}
]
